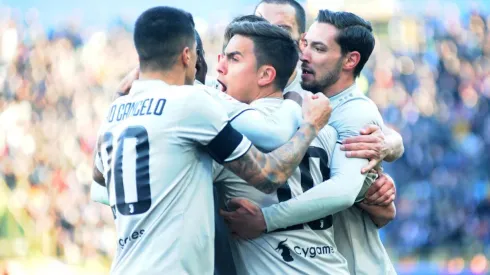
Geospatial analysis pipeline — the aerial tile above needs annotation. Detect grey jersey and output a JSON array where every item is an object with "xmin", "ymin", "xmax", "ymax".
[
  {"xmin": 97, "ymin": 80, "xmax": 251, "ymax": 275},
  {"xmin": 334, "ymin": 207, "xmax": 397, "ymax": 275},
  {"xmin": 328, "ymin": 84, "xmax": 395, "ymax": 274},
  {"xmin": 214, "ymin": 98, "xmax": 350, "ymax": 275}
]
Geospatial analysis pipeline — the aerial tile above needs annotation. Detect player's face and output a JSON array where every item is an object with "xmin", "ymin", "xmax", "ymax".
[
  {"xmin": 184, "ymin": 41, "xmax": 198, "ymax": 85},
  {"xmin": 255, "ymin": 3, "xmax": 301, "ymax": 41},
  {"xmin": 216, "ymin": 35, "xmax": 260, "ymax": 104},
  {"xmin": 300, "ymin": 22, "xmax": 344, "ymax": 94}
]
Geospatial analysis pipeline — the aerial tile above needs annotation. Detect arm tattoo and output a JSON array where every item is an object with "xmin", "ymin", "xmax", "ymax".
[{"xmin": 224, "ymin": 123, "xmax": 317, "ymax": 194}]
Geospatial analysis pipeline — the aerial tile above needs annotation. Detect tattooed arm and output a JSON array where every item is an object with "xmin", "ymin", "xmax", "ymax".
[
  {"xmin": 221, "ymin": 92, "xmax": 331, "ymax": 194},
  {"xmin": 224, "ymin": 122, "xmax": 317, "ymax": 194}
]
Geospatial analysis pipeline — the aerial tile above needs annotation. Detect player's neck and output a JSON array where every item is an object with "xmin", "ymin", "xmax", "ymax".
[
  {"xmin": 252, "ymin": 87, "xmax": 283, "ymax": 103},
  {"xmin": 139, "ymin": 70, "xmax": 186, "ymax": 86},
  {"xmin": 322, "ymin": 74, "xmax": 355, "ymax": 98}
]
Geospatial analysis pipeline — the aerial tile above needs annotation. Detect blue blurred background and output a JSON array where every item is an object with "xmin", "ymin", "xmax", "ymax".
[{"xmin": 0, "ymin": 0, "xmax": 489, "ymax": 274}]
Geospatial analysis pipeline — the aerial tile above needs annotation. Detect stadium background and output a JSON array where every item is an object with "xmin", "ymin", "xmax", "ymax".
[{"xmin": 0, "ymin": 0, "xmax": 489, "ymax": 274}]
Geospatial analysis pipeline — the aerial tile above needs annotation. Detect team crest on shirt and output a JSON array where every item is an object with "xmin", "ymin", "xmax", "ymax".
[{"xmin": 275, "ymin": 239, "xmax": 294, "ymax": 262}]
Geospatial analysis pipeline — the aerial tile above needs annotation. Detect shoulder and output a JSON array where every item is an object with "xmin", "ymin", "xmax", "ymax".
[
  {"xmin": 330, "ymin": 91, "xmax": 384, "ymax": 140},
  {"xmin": 334, "ymin": 92, "xmax": 383, "ymax": 126}
]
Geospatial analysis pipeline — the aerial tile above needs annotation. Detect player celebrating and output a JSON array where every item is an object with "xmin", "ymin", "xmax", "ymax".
[
  {"xmin": 225, "ymin": 10, "xmax": 398, "ymax": 275},
  {"xmin": 214, "ymin": 20, "xmax": 352, "ymax": 274},
  {"xmin": 255, "ymin": 0, "xmax": 404, "ymax": 171},
  {"xmin": 95, "ymin": 6, "xmax": 333, "ymax": 275}
]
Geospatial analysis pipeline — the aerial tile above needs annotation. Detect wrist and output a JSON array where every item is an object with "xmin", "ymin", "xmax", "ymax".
[
  {"xmin": 260, "ymin": 207, "xmax": 271, "ymax": 233},
  {"xmin": 302, "ymin": 121, "xmax": 320, "ymax": 136}
]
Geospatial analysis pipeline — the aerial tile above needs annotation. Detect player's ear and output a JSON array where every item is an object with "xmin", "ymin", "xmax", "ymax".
[
  {"xmin": 182, "ymin": 47, "xmax": 192, "ymax": 68},
  {"xmin": 343, "ymin": 51, "xmax": 360, "ymax": 72},
  {"xmin": 257, "ymin": 65, "xmax": 276, "ymax": 87}
]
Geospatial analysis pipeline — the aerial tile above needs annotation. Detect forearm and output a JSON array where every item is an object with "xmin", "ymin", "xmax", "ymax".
[
  {"xmin": 262, "ymin": 148, "xmax": 368, "ymax": 232},
  {"xmin": 224, "ymin": 122, "xmax": 317, "ymax": 194},
  {"xmin": 357, "ymin": 202, "xmax": 396, "ymax": 228},
  {"xmin": 383, "ymin": 127, "xmax": 404, "ymax": 162},
  {"xmin": 231, "ymin": 99, "xmax": 302, "ymax": 152},
  {"xmin": 91, "ymin": 181, "xmax": 110, "ymax": 205}
]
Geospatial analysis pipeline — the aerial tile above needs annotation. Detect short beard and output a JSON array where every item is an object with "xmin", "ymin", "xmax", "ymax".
[{"xmin": 301, "ymin": 58, "xmax": 343, "ymax": 94}]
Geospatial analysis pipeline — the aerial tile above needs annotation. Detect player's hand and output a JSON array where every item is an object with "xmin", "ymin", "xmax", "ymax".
[
  {"xmin": 363, "ymin": 172, "xmax": 395, "ymax": 206},
  {"xmin": 302, "ymin": 92, "xmax": 332, "ymax": 134},
  {"xmin": 340, "ymin": 124, "xmax": 388, "ymax": 174},
  {"xmin": 114, "ymin": 67, "xmax": 140, "ymax": 100},
  {"xmin": 220, "ymin": 198, "xmax": 266, "ymax": 239}
]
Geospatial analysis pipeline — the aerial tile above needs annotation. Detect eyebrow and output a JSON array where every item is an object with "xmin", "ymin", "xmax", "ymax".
[
  {"xmin": 225, "ymin": 51, "xmax": 243, "ymax": 59},
  {"xmin": 310, "ymin": 40, "xmax": 328, "ymax": 50}
]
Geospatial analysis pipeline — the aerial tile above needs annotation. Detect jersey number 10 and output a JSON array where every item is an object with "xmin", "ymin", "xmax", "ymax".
[{"xmin": 103, "ymin": 126, "xmax": 152, "ymax": 217}]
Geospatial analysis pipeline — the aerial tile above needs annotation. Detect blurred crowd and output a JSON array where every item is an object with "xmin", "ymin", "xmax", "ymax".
[{"xmin": 0, "ymin": 5, "xmax": 489, "ymax": 271}]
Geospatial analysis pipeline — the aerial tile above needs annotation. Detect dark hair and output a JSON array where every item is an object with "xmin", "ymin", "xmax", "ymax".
[
  {"xmin": 223, "ymin": 15, "xmax": 268, "ymax": 50},
  {"xmin": 225, "ymin": 21, "xmax": 299, "ymax": 91},
  {"xmin": 255, "ymin": 0, "xmax": 306, "ymax": 34},
  {"xmin": 317, "ymin": 10, "xmax": 375, "ymax": 77},
  {"xmin": 195, "ymin": 29, "xmax": 204, "ymax": 57},
  {"xmin": 134, "ymin": 6, "xmax": 196, "ymax": 72},
  {"xmin": 195, "ymin": 30, "xmax": 207, "ymax": 83}
]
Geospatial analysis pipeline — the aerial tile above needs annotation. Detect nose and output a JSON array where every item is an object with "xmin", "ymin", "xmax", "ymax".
[
  {"xmin": 300, "ymin": 47, "xmax": 311, "ymax": 64},
  {"xmin": 216, "ymin": 53, "xmax": 227, "ymax": 75}
]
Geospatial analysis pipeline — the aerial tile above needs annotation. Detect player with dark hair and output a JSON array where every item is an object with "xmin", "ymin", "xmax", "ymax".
[
  {"xmin": 255, "ymin": 0, "xmax": 404, "ymax": 172},
  {"xmin": 226, "ymin": 10, "xmax": 398, "ymax": 274},
  {"xmin": 93, "ymin": 6, "xmax": 333, "ymax": 274},
  {"xmin": 214, "ymin": 20, "xmax": 351, "ymax": 274}
]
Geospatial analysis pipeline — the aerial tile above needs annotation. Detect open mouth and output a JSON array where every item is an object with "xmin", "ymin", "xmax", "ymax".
[
  {"xmin": 301, "ymin": 66, "xmax": 314, "ymax": 76},
  {"xmin": 217, "ymin": 79, "xmax": 228, "ymax": 92}
]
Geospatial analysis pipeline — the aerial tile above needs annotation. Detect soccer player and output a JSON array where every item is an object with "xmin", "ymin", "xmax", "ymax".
[
  {"xmin": 94, "ymin": 6, "xmax": 333, "ymax": 275},
  {"xmin": 224, "ymin": 10, "xmax": 398, "ymax": 275},
  {"xmin": 255, "ymin": 0, "xmax": 404, "ymax": 172},
  {"xmin": 214, "ymin": 20, "xmax": 352, "ymax": 274}
]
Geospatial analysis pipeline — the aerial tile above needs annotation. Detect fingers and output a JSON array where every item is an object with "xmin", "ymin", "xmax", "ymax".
[
  {"xmin": 341, "ymin": 142, "xmax": 382, "ymax": 154},
  {"xmin": 360, "ymin": 125, "xmax": 381, "ymax": 135},
  {"xmin": 342, "ymin": 135, "xmax": 381, "ymax": 145},
  {"xmin": 366, "ymin": 176, "xmax": 385, "ymax": 197},
  {"xmin": 361, "ymin": 159, "xmax": 382, "ymax": 174},
  {"xmin": 370, "ymin": 188, "xmax": 395, "ymax": 206},
  {"xmin": 367, "ymin": 182, "xmax": 391, "ymax": 202},
  {"xmin": 345, "ymin": 149, "xmax": 380, "ymax": 159},
  {"xmin": 219, "ymin": 209, "xmax": 235, "ymax": 219}
]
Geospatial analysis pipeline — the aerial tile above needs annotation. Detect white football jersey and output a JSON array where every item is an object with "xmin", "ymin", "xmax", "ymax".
[
  {"xmin": 97, "ymin": 80, "xmax": 251, "ymax": 275},
  {"xmin": 334, "ymin": 207, "xmax": 397, "ymax": 275},
  {"xmin": 214, "ymin": 98, "xmax": 350, "ymax": 275}
]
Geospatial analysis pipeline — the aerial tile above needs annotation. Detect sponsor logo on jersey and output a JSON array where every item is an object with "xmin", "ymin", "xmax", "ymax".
[
  {"xmin": 293, "ymin": 245, "xmax": 335, "ymax": 258},
  {"xmin": 275, "ymin": 239, "xmax": 335, "ymax": 262},
  {"xmin": 275, "ymin": 239, "xmax": 294, "ymax": 262},
  {"xmin": 118, "ymin": 229, "xmax": 145, "ymax": 250}
]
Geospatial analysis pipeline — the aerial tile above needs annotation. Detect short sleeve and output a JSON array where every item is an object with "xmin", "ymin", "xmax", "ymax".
[{"xmin": 178, "ymin": 89, "xmax": 252, "ymax": 164}]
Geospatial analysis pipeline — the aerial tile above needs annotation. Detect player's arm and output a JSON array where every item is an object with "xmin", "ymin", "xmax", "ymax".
[
  {"xmin": 261, "ymin": 101, "xmax": 386, "ymax": 231},
  {"xmin": 188, "ymin": 90, "xmax": 331, "ymax": 194},
  {"xmin": 201, "ymin": 85, "xmax": 303, "ymax": 152},
  {"xmin": 357, "ymin": 202, "xmax": 396, "ymax": 228},
  {"xmin": 262, "ymin": 142, "xmax": 368, "ymax": 230},
  {"xmin": 229, "ymin": 98, "xmax": 301, "ymax": 152},
  {"xmin": 91, "ymin": 146, "xmax": 110, "ymax": 205},
  {"xmin": 223, "ymin": 122, "xmax": 316, "ymax": 194}
]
